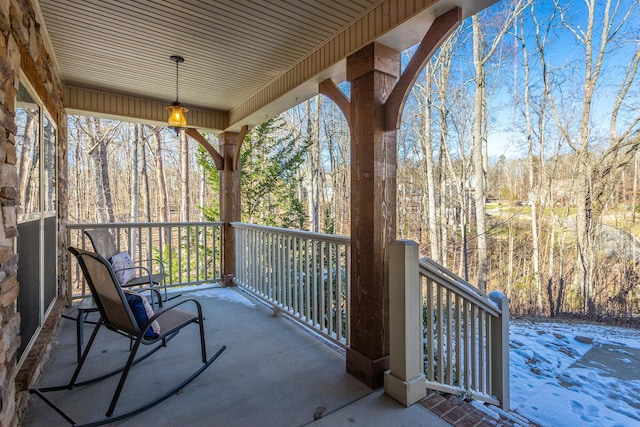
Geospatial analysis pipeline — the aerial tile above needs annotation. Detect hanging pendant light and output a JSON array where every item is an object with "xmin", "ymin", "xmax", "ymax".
[{"xmin": 167, "ymin": 55, "xmax": 188, "ymax": 129}]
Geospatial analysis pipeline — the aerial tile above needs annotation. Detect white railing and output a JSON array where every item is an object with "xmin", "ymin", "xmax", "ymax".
[
  {"xmin": 232, "ymin": 222, "xmax": 350, "ymax": 348},
  {"xmin": 385, "ymin": 241, "xmax": 509, "ymax": 410},
  {"xmin": 66, "ymin": 222, "xmax": 223, "ymax": 300},
  {"xmin": 420, "ymin": 257, "xmax": 509, "ymax": 409}
]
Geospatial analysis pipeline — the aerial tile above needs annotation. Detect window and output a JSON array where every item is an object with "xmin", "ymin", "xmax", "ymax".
[{"xmin": 15, "ymin": 79, "xmax": 58, "ymax": 362}]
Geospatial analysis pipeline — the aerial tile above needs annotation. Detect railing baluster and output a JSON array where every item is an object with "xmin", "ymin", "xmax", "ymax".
[
  {"xmin": 298, "ymin": 237, "xmax": 304, "ymax": 317},
  {"xmin": 195, "ymin": 225, "xmax": 200, "ymax": 282},
  {"xmin": 471, "ymin": 305, "xmax": 477, "ymax": 392},
  {"xmin": 327, "ymin": 243, "xmax": 334, "ymax": 338},
  {"xmin": 345, "ymin": 245, "xmax": 351, "ymax": 345},
  {"xmin": 455, "ymin": 294, "xmax": 462, "ymax": 388},
  {"xmin": 336, "ymin": 244, "xmax": 343, "ymax": 342},
  {"xmin": 426, "ymin": 277, "xmax": 434, "ymax": 382},
  {"xmin": 293, "ymin": 237, "xmax": 298, "ymax": 315},
  {"xmin": 305, "ymin": 239, "xmax": 311, "ymax": 322},
  {"xmin": 225, "ymin": 223, "xmax": 350, "ymax": 348},
  {"xmin": 67, "ymin": 222, "xmax": 224, "ymax": 300},
  {"xmin": 320, "ymin": 241, "xmax": 326, "ymax": 333},
  {"xmin": 312, "ymin": 241, "xmax": 318, "ymax": 328},
  {"xmin": 446, "ymin": 289, "xmax": 453, "ymax": 385},
  {"xmin": 463, "ymin": 299, "xmax": 470, "ymax": 391},
  {"xmin": 478, "ymin": 308, "xmax": 485, "ymax": 394},
  {"xmin": 278, "ymin": 234, "xmax": 284, "ymax": 307},
  {"xmin": 436, "ymin": 285, "xmax": 444, "ymax": 385},
  {"xmin": 485, "ymin": 310, "xmax": 491, "ymax": 395}
]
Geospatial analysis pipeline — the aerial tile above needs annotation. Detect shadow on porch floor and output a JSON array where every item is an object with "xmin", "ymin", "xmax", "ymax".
[{"xmin": 23, "ymin": 286, "xmax": 450, "ymax": 427}]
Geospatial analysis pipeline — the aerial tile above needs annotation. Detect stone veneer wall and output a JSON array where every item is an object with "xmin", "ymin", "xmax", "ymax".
[{"xmin": 0, "ymin": 0, "xmax": 67, "ymax": 425}]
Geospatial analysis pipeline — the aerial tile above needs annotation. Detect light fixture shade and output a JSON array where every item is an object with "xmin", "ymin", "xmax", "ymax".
[{"xmin": 167, "ymin": 102, "xmax": 188, "ymax": 128}]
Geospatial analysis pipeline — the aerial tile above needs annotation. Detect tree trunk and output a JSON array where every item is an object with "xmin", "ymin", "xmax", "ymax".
[
  {"xmin": 180, "ymin": 129, "xmax": 190, "ymax": 221},
  {"xmin": 92, "ymin": 118, "xmax": 116, "ymax": 223},
  {"xmin": 18, "ymin": 111, "xmax": 38, "ymax": 215},
  {"xmin": 472, "ymin": 15, "xmax": 488, "ymax": 291},
  {"xmin": 130, "ymin": 124, "xmax": 140, "ymax": 224},
  {"xmin": 151, "ymin": 127, "xmax": 169, "ymax": 243},
  {"xmin": 421, "ymin": 63, "xmax": 440, "ymax": 263},
  {"xmin": 521, "ymin": 20, "xmax": 543, "ymax": 312},
  {"xmin": 141, "ymin": 129, "xmax": 151, "ymax": 222}
]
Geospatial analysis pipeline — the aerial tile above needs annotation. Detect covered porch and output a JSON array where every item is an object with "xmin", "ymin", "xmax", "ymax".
[
  {"xmin": 23, "ymin": 285, "xmax": 450, "ymax": 426},
  {"xmin": 0, "ymin": 0, "xmax": 507, "ymax": 425}
]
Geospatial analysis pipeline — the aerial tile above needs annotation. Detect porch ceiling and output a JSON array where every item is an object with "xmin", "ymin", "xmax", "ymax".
[{"xmin": 35, "ymin": 0, "xmax": 496, "ymax": 131}]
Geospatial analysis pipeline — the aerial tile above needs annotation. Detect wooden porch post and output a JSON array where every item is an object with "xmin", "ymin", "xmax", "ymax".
[
  {"xmin": 338, "ymin": 8, "xmax": 462, "ymax": 389},
  {"xmin": 346, "ymin": 42, "xmax": 400, "ymax": 388},
  {"xmin": 219, "ymin": 131, "xmax": 242, "ymax": 287},
  {"xmin": 185, "ymin": 127, "xmax": 247, "ymax": 287}
]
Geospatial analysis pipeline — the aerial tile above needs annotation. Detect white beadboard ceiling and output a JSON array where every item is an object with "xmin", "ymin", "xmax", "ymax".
[{"xmin": 36, "ymin": 0, "xmax": 496, "ymax": 130}]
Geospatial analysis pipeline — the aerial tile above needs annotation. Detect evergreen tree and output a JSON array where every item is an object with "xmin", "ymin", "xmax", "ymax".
[{"xmin": 198, "ymin": 117, "xmax": 308, "ymax": 228}]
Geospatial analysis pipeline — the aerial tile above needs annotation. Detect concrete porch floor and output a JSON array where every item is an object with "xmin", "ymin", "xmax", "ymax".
[{"xmin": 23, "ymin": 286, "xmax": 450, "ymax": 427}]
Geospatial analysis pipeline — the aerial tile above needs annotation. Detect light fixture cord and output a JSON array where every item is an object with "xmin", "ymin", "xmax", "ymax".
[{"xmin": 175, "ymin": 60, "xmax": 180, "ymax": 103}]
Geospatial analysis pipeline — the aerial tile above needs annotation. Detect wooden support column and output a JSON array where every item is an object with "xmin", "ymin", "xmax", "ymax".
[
  {"xmin": 186, "ymin": 127, "xmax": 247, "ymax": 287},
  {"xmin": 319, "ymin": 8, "xmax": 461, "ymax": 390},
  {"xmin": 346, "ymin": 42, "xmax": 400, "ymax": 388},
  {"xmin": 219, "ymin": 131, "xmax": 244, "ymax": 286}
]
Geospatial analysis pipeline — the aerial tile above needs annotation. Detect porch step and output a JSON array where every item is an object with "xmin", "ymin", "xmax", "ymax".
[{"xmin": 420, "ymin": 390, "xmax": 539, "ymax": 427}]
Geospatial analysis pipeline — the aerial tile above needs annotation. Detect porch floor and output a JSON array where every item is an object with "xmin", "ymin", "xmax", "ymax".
[{"xmin": 23, "ymin": 286, "xmax": 450, "ymax": 427}]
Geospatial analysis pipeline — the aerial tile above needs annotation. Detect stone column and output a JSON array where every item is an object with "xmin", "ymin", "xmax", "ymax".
[{"xmin": 346, "ymin": 42, "xmax": 400, "ymax": 388}]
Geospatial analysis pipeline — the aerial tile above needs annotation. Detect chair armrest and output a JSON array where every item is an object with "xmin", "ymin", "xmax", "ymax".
[
  {"xmin": 144, "ymin": 298, "xmax": 203, "ymax": 326},
  {"xmin": 114, "ymin": 265, "xmax": 153, "ymax": 285},
  {"xmin": 133, "ymin": 258, "xmax": 167, "ymax": 274},
  {"xmin": 115, "ymin": 265, "xmax": 152, "ymax": 276},
  {"xmin": 132, "ymin": 287, "xmax": 163, "ymax": 308}
]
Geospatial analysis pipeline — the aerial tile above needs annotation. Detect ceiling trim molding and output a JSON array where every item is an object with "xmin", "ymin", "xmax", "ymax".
[{"xmin": 64, "ymin": 85, "xmax": 228, "ymax": 131}]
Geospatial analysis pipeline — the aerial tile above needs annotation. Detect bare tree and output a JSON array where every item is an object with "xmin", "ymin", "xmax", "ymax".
[
  {"xmin": 471, "ymin": 2, "xmax": 524, "ymax": 290},
  {"xmin": 130, "ymin": 124, "xmax": 140, "ymax": 224},
  {"xmin": 544, "ymin": 0, "xmax": 640, "ymax": 314},
  {"xmin": 520, "ymin": 11, "xmax": 543, "ymax": 313},
  {"xmin": 78, "ymin": 117, "xmax": 120, "ymax": 223},
  {"xmin": 180, "ymin": 129, "xmax": 190, "ymax": 221},
  {"xmin": 141, "ymin": 127, "xmax": 151, "ymax": 222}
]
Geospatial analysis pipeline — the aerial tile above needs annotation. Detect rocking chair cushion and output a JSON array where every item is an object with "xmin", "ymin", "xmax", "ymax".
[
  {"xmin": 110, "ymin": 251, "xmax": 136, "ymax": 285},
  {"xmin": 124, "ymin": 292, "xmax": 159, "ymax": 339}
]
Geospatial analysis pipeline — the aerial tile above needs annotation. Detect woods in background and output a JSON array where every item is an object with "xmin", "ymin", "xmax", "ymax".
[{"xmin": 66, "ymin": 0, "xmax": 640, "ymax": 322}]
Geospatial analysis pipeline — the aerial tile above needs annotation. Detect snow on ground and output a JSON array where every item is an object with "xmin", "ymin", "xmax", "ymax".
[
  {"xmin": 509, "ymin": 319, "xmax": 640, "ymax": 426},
  {"xmin": 173, "ymin": 284, "xmax": 257, "ymax": 308}
]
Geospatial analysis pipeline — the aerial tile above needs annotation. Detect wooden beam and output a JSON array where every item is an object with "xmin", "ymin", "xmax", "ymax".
[
  {"xmin": 346, "ymin": 42, "xmax": 400, "ymax": 389},
  {"xmin": 185, "ymin": 127, "xmax": 224, "ymax": 170},
  {"xmin": 384, "ymin": 7, "xmax": 462, "ymax": 131},
  {"xmin": 65, "ymin": 85, "xmax": 228, "ymax": 131},
  {"xmin": 319, "ymin": 79, "xmax": 351, "ymax": 124},
  {"xmin": 231, "ymin": 125, "xmax": 249, "ymax": 171},
  {"xmin": 219, "ymin": 131, "xmax": 243, "ymax": 286}
]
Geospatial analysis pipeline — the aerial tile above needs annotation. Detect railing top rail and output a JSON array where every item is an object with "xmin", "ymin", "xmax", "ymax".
[
  {"xmin": 231, "ymin": 222, "xmax": 350, "ymax": 245},
  {"xmin": 420, "ymin": 257, "xmax": 501, "ymax": 317},
  {"xmin": 67, "ymin": 221, "xmax": 224, "ymax": 229}
]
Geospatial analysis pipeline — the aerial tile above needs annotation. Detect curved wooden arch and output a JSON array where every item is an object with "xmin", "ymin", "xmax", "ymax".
[
  {"xmin": 319, "ymin": 79, "xmax": 351, "ymax": 125},
  {"xmin": 185, "ymin": 125, "xmax": 249, "ymax": 172},
  {"xmin": 231, "ymin": 125, "xmax": 249, "ymax": 171},
  {"xmin": 185, "ymin": 127, "xmax": 224, "ymax": 170},
  {"xmin": 384, "ymin": 7, "xmax": 462, "ymax": 131}
]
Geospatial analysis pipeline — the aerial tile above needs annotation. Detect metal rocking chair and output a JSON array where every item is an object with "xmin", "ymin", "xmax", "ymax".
[
  {"xmin": 30, "ymin": 247, "xmax": 226, "ymax": 427},
  {"xmin": 84, "ymin": 228, "xmax": 172, "ymax": 301}
]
